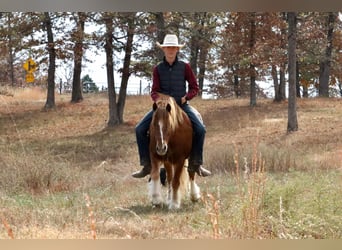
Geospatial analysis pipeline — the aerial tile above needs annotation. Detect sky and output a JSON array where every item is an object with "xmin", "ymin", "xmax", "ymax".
[{"xmin": 81, "ymin": 50, "xmax": 151, "ymax": 95}]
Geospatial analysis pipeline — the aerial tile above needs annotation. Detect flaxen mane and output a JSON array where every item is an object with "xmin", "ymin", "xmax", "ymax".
[{"xmin": 155, "ymin": 94, "xmax": 184, "ymax": 132}]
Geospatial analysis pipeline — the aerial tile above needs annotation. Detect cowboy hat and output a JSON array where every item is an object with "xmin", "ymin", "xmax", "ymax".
[{"xmin": 156, "ymin": 34, "xmax": 185, "ymax": 48}]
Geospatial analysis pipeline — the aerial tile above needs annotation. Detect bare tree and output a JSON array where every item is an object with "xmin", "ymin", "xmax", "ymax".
[
  {"xmin": 319, "ymin": 12, "xmax": 337, "ymax": 97},
  {"xmin": 117, "ymin": 12, "xmax": 136, "ymax": 123},
  {"xmin": 287, "ymin": 12, "xmax": 298, "ymax": 132},
  {"xmin": 43, "ymin": 12, "xmax": 56, "ymax": 110},
  {"xmin": 155, "ymin": 12, "xmax": 166, "ymax": 62},
  {"xmin": 71, "ymin": 12, "xmax": 87, "ymax": 103},
  {"xmin": 6, "ymin": 13, "xmax": 15, "ymax": 86},
  {"xmin": 249, "ymin": 12, "xmax": 257, "ymax": 107},
  {"xmin": 103, "ymin": 13, "xmax": 120, "ymax": 126},
  {"xmin": 102, "ymin": 12, "xmax": 138, "ymax": 127}
]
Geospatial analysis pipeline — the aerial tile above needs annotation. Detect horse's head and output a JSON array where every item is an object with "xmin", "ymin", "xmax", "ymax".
[{"xmin": 151, "ymin": 97, "xmax": 173, "ymax": 156}]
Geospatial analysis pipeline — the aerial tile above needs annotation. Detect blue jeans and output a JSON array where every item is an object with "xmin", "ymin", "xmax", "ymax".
[{"xmin": 135, "ymin": 103, "xmax": 206, "ymax": 166}]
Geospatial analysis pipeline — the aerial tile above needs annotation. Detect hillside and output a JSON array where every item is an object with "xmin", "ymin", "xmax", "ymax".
[{"xmin": 0, "ymin": 87, "xmax": 341, "ymax": 239}]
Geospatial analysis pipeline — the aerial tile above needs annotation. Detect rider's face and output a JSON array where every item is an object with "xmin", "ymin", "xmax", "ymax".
[{"xmin": 162, "ymin": 46, "xmax": 179, "ymax": 63}]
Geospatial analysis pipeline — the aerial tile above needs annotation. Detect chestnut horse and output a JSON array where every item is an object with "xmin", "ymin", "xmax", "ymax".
[{"xmin": 149, "ymin": 94, "xmax": 201, "ymax": 209}]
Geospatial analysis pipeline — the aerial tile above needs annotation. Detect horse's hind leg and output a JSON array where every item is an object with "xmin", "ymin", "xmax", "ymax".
[
  {"xmin": 149, "ymin": 162, "xmax": 163, "ymax": 207},
  {"xmin": 188, "ymin": 171, "xmax": 201, "ymax": 202}
]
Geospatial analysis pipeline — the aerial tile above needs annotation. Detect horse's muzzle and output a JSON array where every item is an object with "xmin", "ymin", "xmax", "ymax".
[{"xmin": 156, "ymin": 143, "xmax": 168, "ymax": 156}]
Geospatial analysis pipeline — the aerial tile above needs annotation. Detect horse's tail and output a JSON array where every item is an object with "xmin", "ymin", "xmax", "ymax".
[{"xmin": 179, "ymin": 159, "xmax": 190, "ymax": 195}]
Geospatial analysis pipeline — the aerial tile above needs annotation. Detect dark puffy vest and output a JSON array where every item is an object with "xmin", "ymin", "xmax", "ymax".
[{"xmin": 157, "ymin": 60, "xmax": 186, "ymax": 105}]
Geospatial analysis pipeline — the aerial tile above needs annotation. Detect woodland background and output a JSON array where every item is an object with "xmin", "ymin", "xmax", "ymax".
[{"xmin": 0, "ymin": 12, "xmax": 341, "ymax": 127}]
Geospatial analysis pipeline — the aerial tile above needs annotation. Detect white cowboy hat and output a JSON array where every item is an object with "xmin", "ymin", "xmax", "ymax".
[{"xmin": 156, "ymin": 34, "xmax": 185, "ymax": 48}]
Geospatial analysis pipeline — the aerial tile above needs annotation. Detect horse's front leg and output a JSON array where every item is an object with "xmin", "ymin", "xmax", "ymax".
[
  {"xmin": 164, "ymin": 162, "xmax": 173, "ymax": 205},
  {"xmin": 149, "ymin": 159, "xmax": 163, "ymax": 207},
  {"xmin": 169, "ymin": 162, "xmax": 183, "ymax": 210}
]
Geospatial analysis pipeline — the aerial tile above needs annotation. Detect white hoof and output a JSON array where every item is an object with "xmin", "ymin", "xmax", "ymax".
[
  {"xmin": 168, "ymin": 201, "xmax": 180, "ymax": 210},
  {"xmin": 190, "ymin": 182, "xmax": 201, "ymax": 202},
  {"xmin": 151, "ymin": 194, "xmax": 163, "ymax": 207},
  {"xmin": 190, "ymin": 192, "xmax": 201, "ymax": 202}
]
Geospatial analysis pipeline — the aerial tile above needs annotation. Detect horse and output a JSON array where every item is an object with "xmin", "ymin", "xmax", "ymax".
[{"xmin": 148, "ymin": 94, "xmax": 201, "ymax": 210}]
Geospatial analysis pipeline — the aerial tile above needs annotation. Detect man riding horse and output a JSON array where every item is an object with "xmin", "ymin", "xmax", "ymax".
[{"xmin": 132, "ymin": 34, "xmax": 211, "ymax": 179}]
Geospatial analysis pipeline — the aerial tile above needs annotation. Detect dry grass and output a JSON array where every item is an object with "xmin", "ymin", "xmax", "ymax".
[{"xmin": 0, "ymin": 87, "xmax": 341, "ymax": 239}]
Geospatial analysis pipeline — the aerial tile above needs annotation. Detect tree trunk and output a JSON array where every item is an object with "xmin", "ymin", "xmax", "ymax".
[
  {"xmin": 71, "ymin": 12, "xmax": 86, "ymax": 103},
  {"xmin": 232, "ymin": 65, "xmax": 241, "ymax": 98},
  {"xmin": 249, "ymin": 12, "xmax": 257, "ymax": 107},
  {"xmin": 272, "ymin": 65, "xmax": 280, "ymax": 101},
  {"xmin": 273, "ymin": 64, "xmax": 287, "ymax": 102},
  {"xmin": 43, "ymin": 12, "xmax": 56, "ymax": 110},
  {"xmin": 189, "ymin": 13, "xmax": 200, "ymax": 77},
  {"xmin": 278, "ymin": 12, "xmax": 287, "ymax": 101},
  {"xmin": 189, "ymin": 40, "xmax": 199, "ymax": 77},
  {"xmin": 234, "ymin": 78, "xmax": 240, "ymax": 98},
  {"xmin": 155, "ymin": 12, "xmax": 166, "ymax": 62},
  {"xmin": 190, "ymin": 12, "xmax": 213, "ymax": 97},
  {"xmin": 117, "ymin": 13, "xmax": 136, "ymax": 124},
  {"xmin": 279, "ymin": 64, "xmax": 286, "ymax": 100},
  {"xmin": 302, "ymin": 85, "xmax": 309, "ymax": 98},
  {"xmin": 104, "ymin": 15, "xmax": 119, "ymax": 127},
  {"xmin": 296, "ymin": 60, "xmax": 301, "ymax": 98},
  {"xmin": 198, "ymin": 45, "xmax": 208, "ymax": 97},
  {"xmin": 319, "ymin": 12, "xmax": 337, "ymax": 97},
  {"xmin": 287, "ymin": 12, "xmax": 298, "ymax": 132},
  {"xmin": 250, "ymin": 65, "xmax": 256, "ymax": 106},
  {"xmin": 7, "ymin": 14, "xmax": 15, "ymax": 86}
]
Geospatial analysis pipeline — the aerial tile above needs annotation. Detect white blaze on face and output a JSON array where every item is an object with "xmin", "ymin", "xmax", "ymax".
[{"xmin": 158, "ymin": 120, "xmax": 164, "ymax": 145}]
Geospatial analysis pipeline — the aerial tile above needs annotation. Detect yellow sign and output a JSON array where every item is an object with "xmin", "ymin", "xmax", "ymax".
[
  {"xmin": 25, "ymin": 72, "xmax": 35, "ymax": 83},
  {"xmin": 23, "ymin": 58, "xmax": 37, "ymax": 72}
]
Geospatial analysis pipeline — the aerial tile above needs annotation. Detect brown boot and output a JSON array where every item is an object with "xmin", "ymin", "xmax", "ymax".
[
  {"xmin": 132, "ymin": 165, "xmax": 151, "ymax": 178},
  {"xmin": 188, "ymin": 165, "xmax": 211, "ymax": 177}
]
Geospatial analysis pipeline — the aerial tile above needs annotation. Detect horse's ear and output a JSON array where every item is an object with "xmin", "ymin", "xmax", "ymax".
[
  {"xmin": 166, "ymin": 103, "xmax": 171, "ymax": 113},
  {"xmin": 153, "ymin": 102, "xmax": 158, "ymax": 111}
]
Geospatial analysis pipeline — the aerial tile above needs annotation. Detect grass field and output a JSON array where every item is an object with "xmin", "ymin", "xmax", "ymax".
[{"xmin": 0, "ymin": 87, "xmax": 341, "ymax": 239}]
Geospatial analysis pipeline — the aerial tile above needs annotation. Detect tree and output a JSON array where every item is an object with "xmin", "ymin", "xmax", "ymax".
[
  {"xmin": 128, "ymin": 12, "xmax": 166, "ymax": 83},
  {"xmin": 319, "ymin": 12, "xmax": 338, "ymax": 97},
  {"xmin": 43, "ymin": 12, "xmax": 56, "ymax": 110},
  {"xmin": 5, "ymin": 13, "xmax": 15, "ymax": 86},
  {"xmin": 331, "ymin": 16, "xmax": 342, "ymax": 97},
  {"xmin": 287, "ymin": 12, "xmax": 298, "ymax": 132},
  {"xmin": 117, "ymin": 12, "xmax": 137, "ymax": 124},
  {"xmin": 103, "ymin": 13, "xmax": 120, "ymax": 126},
  {"xmin": 294, "ymin": 12, "xmax": 342, "ymax": 98},
  {"xmin": 71, "ymin": 12, "xmax": 87, "ymax": 103},
  {"xmin": 272, "ymin": 12, "xmax": 287, "ymax": 102},
  {"xmin": 0, "ymin": 12, "xmax": 40, "ymax": 86},
  {"xmin": 249, "ymin": 12, "xmax": 257, "ymax": 106},
  {"xmin": 82, "ymin": 74, "xmax": 98, "ymax": 93},
  {"xmin": 218, "ymin": 12, "xmax": 254, "ymax": 98},
  {"xmin": 155, "ymin": 12, "xmax": 166, "ymax": 62},
  {"xmin": 186, "ymin": 12, "xmax": 220, "ymax": 97},
  {"xmin": 218, "ymin": 12, "xmax": 271, "ymax": 100},
  {"xmin": 94, "ymin": 12, "xmax": 140, "ymax": 127}
]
